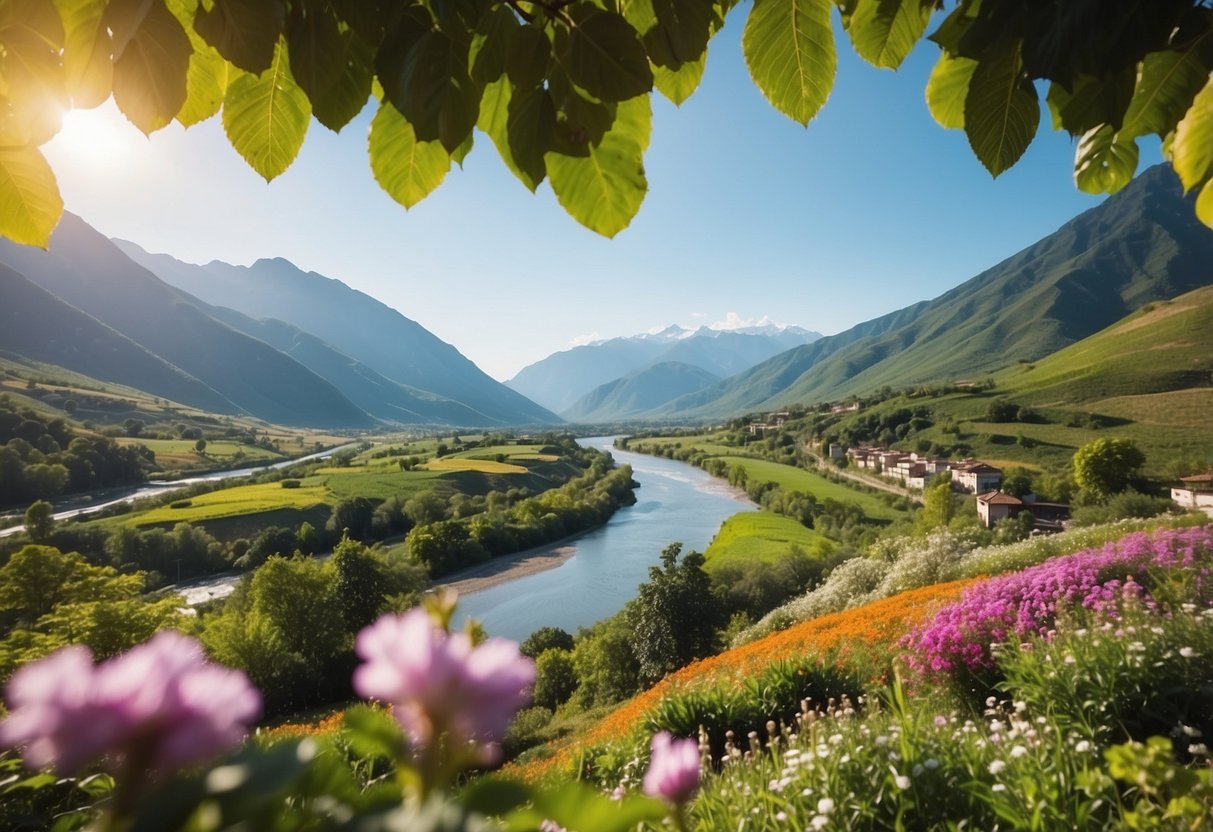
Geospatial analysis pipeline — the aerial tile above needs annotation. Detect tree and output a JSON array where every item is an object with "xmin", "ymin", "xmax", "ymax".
[
  {"xmin": 626, "ymin": 543, "xmax": 722, "ymax": 686},
  {"xmin": 4, "ymin": 2, "xmax": 1211, "ymax": 250},
  {"xmin": 532, "ymin": 648, "xmax": 578, "ymax": 711},
  {"xmin": 194, "ymin": 438, "xmax": 208, "ymax": 455},
  {"xmin": 23, "ymin": 500, "xmax": 54, "ymax": 543},
  {"xmin": 1073, "ymin": 439, "xmax": 1147, "ymax": 499},
  {"xmin": 520, "ymin": 626, "xmax": 575, "ymax": 659},
  {"xmin": 331, "ymin": 536, "xmax": 386, "ymax": 633},
  {"xmin": 918, "ymin": 473, "xmax": 957, "ymax": 531},
  {"xmin": 326, "ymin": 496, "xmax": 376, "ymax": 541}
]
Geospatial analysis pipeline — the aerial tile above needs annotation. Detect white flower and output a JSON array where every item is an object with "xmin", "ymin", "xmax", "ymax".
[
  {"xmin": 924, "ymin": 758, "xmax": 940, "ymax": 770},
  {"xmin": 810, "ymin": 815, "xmax": 830, "ymax": 830},
  {"xmin": 1075, "ymin": 740, "xmax": 1091, "ymax": 753},
  {"xmin": 1179, "ymin": 647, "xmax": 1198, "ymax": 659},
  {"xmin": 895, "ymin": 775, "xmax": 911, "ymax": 790},
  {"xmin": 1010, "ymin": 745, "xmax": 1027, "ymax": 758},
  {"xmin": 988, "ymin": 760, "xmax": 1007, "ymax": 775},
  {"xmin": 1189, "ymin": 744, "xmax": 1209, "ymax": 756},
  {"xmin": 992, "ymin": 783, "xmax": 1007, "ymax": 793},
  {"xmin": 828, "ymin": 733, "xmax": 844, "ymax": 745},
  {"xmin": 775, "ymin": 812, "xmax": 787, "ymax": 822},
  {"xmin": 817, "ymin": 797, "xmax": 836, "ymax": 814}
]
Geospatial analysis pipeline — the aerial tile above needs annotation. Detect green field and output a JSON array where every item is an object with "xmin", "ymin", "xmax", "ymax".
[
  {"xmin": 117, "ymin": 438, "xmax": 285, "ymax": 467},
  {"xmin": 136, "ymin": 482, "xmax": 330, "ymax": 526},
  {"xmin": 711, "ymin": 456, "xmax": 906, "ymax": 522},
  {"xmin": 704, "ymin": 511, "xmax": 828, "ymax": 569},
  {"xmin": 627, "ymin": 435, "xmax": 744, "ymax": 458},
  {"xmin": 424, "ymin": 457, "xmax": 529, "ymax": 474}
]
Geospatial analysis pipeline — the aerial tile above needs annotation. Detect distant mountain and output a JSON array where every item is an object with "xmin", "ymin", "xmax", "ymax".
[
  {"xmin": 0, "ymin": 266, "xmax": 236, "ymax": 413},
  {"xmin": 657, "ymin": 165, "xmax": 1213, "ymax": 419},
  {"xmin": 116, "ymin": 243, "xmax": 560, "ymax": 426},
  {"xmin": 0, "ymin": 215, "xmax": 372, "ymax": 428},
  {"xmin": 507, "ymin": 324, "xmax": 820, "ymax": 413},
  {"xmin": 562, "ymin": 362, "xmax": 721, "ymax": 422}
]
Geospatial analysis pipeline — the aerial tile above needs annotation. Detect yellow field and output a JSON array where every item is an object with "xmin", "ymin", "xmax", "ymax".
[
  {"xmin": 423, "ymin": 457, "xmax": 528, "ymax": 475},
  {"xmin": 135, "ymin": 482, "xmax": 330, "ymax": 526}
]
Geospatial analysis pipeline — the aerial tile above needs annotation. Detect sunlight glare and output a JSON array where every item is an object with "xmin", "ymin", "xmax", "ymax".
[{"xmin": 45, "ymin": 106, "xmax": 142, "ymax": 173}]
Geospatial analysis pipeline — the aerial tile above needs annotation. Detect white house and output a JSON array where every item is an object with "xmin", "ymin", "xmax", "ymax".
[{"xmin": 953, "ymin": 461, "xmax": 1003, "ymax": 494}]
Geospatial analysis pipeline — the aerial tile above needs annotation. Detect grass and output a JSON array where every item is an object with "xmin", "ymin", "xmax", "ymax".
[
  {"xmin": 424, "ymin": 457, "xmax": 529, "ymax": 475},
  {"xmin": 322, "ymin": 470, "xmax": 446, "ymax": 501},
  {"xmin": 115, "ymin": 438, "xmax": 284, "ymax": 468},
  {"xmin": 704, "ymin": 511, "xmax": 827, "ymax": 569},
  {"xmin": 711, "ymin": 456, "xmax": 906, "ymax": 521},
  {"xmin": 627, "ymin": 435, "xmax": 744, "ymax": 458},
  {"xmin": 134, "ymin": 482, "xmax": 330, "ymax": 526}
]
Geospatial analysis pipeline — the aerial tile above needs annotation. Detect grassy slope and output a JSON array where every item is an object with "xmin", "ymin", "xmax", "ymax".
[
  {"xmin": 704, "ymin": 511, "xmax": 827, "ymax": 569},
  {"xmin": 712, "ymin": 456, "xmax": 905, "ymax": 521},
  {"xmin": 824, "ymin": 285, "xmax": 1213, "ymax": 474}
]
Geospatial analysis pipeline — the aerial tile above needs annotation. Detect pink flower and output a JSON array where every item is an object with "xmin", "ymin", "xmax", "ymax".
[
  {"xmin": 642, "ymin": 731, "xmax": 700, "ymax": 805},
  {"xmin": 0, "ymin": 632, "xmax": 260, "ymax": 776},
  {"xmin": 353, "ymin": 610, "xmax": 534, "ymax": 762}
]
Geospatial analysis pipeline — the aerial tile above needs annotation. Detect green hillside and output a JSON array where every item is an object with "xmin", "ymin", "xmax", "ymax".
[
  {"xmin": 818, "ymin": 285, "xmax": 1213, "ymax": 475},
  {"xmin": 562, "ymin": 362, "xmax": 720, "ymax": 422},
  {"xmin": 658, "ymin": 166, "xmax": 1213, "ymax": 420}
]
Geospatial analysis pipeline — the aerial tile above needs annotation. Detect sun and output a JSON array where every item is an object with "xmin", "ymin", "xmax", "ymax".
[{"xmin": 44, "ymin": 104, "xmax": 141, "ymax": 173}]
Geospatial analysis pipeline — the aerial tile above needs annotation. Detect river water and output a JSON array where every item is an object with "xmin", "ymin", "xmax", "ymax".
[{"xmin": 456, "ymin": 437, "xmax": 755, "ymax": 642}]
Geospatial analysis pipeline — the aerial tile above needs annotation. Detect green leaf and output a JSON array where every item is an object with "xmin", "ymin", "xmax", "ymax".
[
  {"xmin": 478, "ymin": 77, "xmax": 542, "ymax": 190},
  {"xmin": 53, "ymin": 0, "xmax": 112, "ymax": 109},
  {"xmin": 508, "ymin": 85, "xmax": 555, "ymax": 188},
  {"xmin": 470, "ymin": 6, "xmax": 519, "ymax": 84},
  {"xmin": 1074, "ymin": 124, "xmax": 1139, "ymax": 195},
  {"xmin": 506, "ymin": 25, "xmax": 551, "ymax": 91},
  {"xmin": 340, "ymin": 704, "xmax": 408, "ymax": 762},
  {"xmin": 286, "ymin": 4, "xmax": 347, "ymax": 102},
  {"xmin": 743, "ymin": 0, "xmax": 836, "ymax": 126},
  {"xmin": 925, "ymin": 51, "xmax": 976, "ymax": 129},
  {"xmin": 1172, "ymin": 78, "xmax": 1213, "ymax": 192},
  {"xmin": 0, "ymin": 0, "xmax": 68, "ymax": 145},
  {"xmin": 846, "ymin": 0, "xmax": 930, "ymax": 70},
  {"xmin": 649, "ymin": 0, "xmax": 715, "ymax": 67},
  {"xmin": 222, "ymin": 40, "xmax": 312, "ymax": 180},
  {"xmin": 195, "ymin": 0, "xmax": 285, "ymax": 75},
  {"xmin": 1196, "ymin": 178, "xmax": 1213, "ymax": 228},
  {"xmin": 106, "ymin": 0, "xmax": 192, "ymax": 135},
  {"xmin": 1119, "ymin": 36, "xmax": 1213, "ymax": 142},
  {"xmin": 504, "ymin": 781, "xmax": 666, "ymax": 832},
  {"xmin": 560, "ymin": 5, "xmax": 654, "ymax": 103},
  {"xmin": 369, "ymin": 100, "xmax": 451, "ymax": 209},
  {"xmin": 461, "ymin": 777, "xmax": 532, "ymax": 817},
  {"xmin": 312, "ymin": 35, "xmax": 373, "ymax": 132},
  {"xmin": 451, "ymin": 131, "xmax": 473, "ymax": 166},
  {"xmin": 384, "ymin": 30, "xmax": 481, "ymax": 152},
  {"xmin": 177, "ymin": 42, "xmax": 234, "ymax": 126},
  {"xmin": 546, "ymin": 94, "xmax": 650, "ymax": 237},
  {"xmin": 0, "ymin": 144, "xmax": 63, "ymax": 248},
  {"xmin": 653, "ymin": 54, "xmax": 706, "ymax": 105},
  {"xmin": 1045, "ymin": 68, "xmax": 1135, "ymax": 135},
  {"xmin": 963, "ymin": 39, "xmax": 1039, "ymax": 176}
]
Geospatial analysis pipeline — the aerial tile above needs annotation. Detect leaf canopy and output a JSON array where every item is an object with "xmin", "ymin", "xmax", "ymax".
[{"xmin": 2, "ymin": 0, "xmax": 1213, "ymax": 247}]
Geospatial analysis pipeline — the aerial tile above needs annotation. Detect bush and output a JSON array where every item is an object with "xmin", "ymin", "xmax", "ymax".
[
  {"xmin": 169, "ymin": 499, "xmax": 192, "ymax": 509},
  {"xmin": 281, "ymin": 479, "xmax": 301, "ymax": 489}
]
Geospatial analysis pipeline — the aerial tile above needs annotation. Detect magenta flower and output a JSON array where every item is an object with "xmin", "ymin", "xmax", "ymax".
[
  {"xmin": 643, "ymin": 731, "xmax": 700, "ymax": 805},
  {"xmin": 0, "ymin": 631, "xmax": 260, "ymax": 777},
  {"xmin": 353, "ymin": 609, "xmax": 534, "ymax": 763}
]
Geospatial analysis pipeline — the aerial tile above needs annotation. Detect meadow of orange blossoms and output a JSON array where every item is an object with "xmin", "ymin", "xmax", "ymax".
[{"xmin": 509, "ymin": 577, "xmax": 978, "ymax": 783}]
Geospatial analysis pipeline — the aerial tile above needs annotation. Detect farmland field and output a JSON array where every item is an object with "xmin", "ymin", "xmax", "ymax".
[
  {"xmin": 135, "ymin": 482, "xmax": 330, "ymax": 526},
  {"xmin": 704, "ymin": 511, "xmax": 827, "ymax": 569},
  {"xmin": 711, "ymin": 456, "xmax": 906, "ymax": 521},
  {"xmin": 424, "ymin": 457, "xmax": 529, "ymax": 474}
]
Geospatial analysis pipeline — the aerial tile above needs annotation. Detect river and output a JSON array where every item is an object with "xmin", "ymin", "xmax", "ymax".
[
  {"xmin": 455, "ymin": 437, "xmax": 755, "ymax": 642},
  {"xmin": 0, "ymin": 442, "xmax": 360, "ymax": 538}
]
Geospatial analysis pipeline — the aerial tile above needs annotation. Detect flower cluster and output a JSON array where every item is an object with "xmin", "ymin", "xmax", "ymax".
[
  {"xmin": 0, "ymin": 631, "xmax": 260, "ymax": 777},
  {"xmin": 353, "ymin": 608, "xmax": 535, "ymax": 763},
  {"xmin": 906, "ymin": 528, "xmax": 1213, "ymax": 674},
  {"xmin": 643, "ymin": 731, "xmax": 700, "ymax": 805}
]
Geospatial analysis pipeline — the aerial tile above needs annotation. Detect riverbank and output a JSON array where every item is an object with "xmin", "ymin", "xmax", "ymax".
[{"xmin": 435, "ymin": 526, "xmax": 605, "ymax": 596}]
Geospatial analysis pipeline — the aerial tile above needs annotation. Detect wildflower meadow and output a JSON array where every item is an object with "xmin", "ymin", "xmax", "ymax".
[{"xmin": 1, "ymin": 521, "xmax": 1211, "ymax": 830}]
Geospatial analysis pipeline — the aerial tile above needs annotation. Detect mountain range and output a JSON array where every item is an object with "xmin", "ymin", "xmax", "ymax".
[
  {"xmin": 643, "ymin": 165, "xmax": 1213, "ymax": 420},
  {"xmin": 0, "ymin": 215, "xmax": 558, "ymax": 428},
  {"xmin": 507, "ymin": 324, "xmax": 821, "ymax": 414}
]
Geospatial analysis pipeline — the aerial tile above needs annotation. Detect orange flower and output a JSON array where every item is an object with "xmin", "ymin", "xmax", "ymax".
[{"xmin": 507, "ymin": 579, "xmax": 977, "ymax": 783}]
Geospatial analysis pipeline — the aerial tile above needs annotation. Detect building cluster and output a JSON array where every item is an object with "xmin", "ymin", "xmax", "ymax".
[
  {"xmin": 746, "ymin": 412, "xmax": 791, "ymax": 437},
  {"xmin": 1172, "ymin": 473, "xmax": 1213, "ymax": 515},
  {"xmin": 844, "ymin": 446, "xmax": 1070, "ymax": 530}
]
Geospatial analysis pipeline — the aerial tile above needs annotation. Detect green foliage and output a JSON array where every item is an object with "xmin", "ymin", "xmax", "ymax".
[
  {"xmin": 917, "ymin": 474, "xmax": 956, "ymax": 532},
  {"xmin": 571, "ymin": 615, "xmax": 640, "ymax": 709},
  {"xmin": 1073, "ymin": 438, "xmax": 1147, "ymax": 499},
  {"xmin": 23, "ymin": 499, "xmax": 53, "ymax": 543},
  {"xmin": 626, "ymin": 542, "xmax": 722, "ymax": 686},
  {"xmin": 532, "ymin": 648, "xmax": 578, "ymax": 711},
  {"xmin": 6, "ymin": 1, "xmax": 1213, "ymax": 247},
  {"xmin": 331, "ymin": 536, "xmax": 386, "ymax": 633},
  {"xmin": 520, "ymin": 625, "xmax": 574, "ymax": 659}
]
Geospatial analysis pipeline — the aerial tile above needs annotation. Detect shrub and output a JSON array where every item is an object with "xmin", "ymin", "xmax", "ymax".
[
  {"xmin": 281, "ymin": 479, "xmax": 301, "ymax": 489},
  {"xmin": 169, "ymin": 499, "xmax": 192, "ymax": 509}
]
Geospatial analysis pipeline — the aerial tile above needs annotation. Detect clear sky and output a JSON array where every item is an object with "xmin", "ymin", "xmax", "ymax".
[{"xmin": 42, "ymin": 10, "xmax": 1157, "ymax": 382}]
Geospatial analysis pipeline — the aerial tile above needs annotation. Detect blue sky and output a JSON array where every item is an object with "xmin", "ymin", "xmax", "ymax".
[{"xmin": 43, "ymin": 10, "xmax": 1156, "ymax": 382}]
